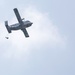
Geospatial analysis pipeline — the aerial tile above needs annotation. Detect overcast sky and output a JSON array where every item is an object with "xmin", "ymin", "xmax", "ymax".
[{"xmin": 0, "ymin": 0, "xmax": 75, "ymax": 75}]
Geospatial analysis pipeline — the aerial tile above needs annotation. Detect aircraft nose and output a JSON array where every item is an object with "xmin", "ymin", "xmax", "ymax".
[
  {"xmin": 30, "ymin": 22, "xmax": 33, "ymax": 25},
  {"xmin": 31, "ymin": 22, "xmax": 33, "ymax": 24}
]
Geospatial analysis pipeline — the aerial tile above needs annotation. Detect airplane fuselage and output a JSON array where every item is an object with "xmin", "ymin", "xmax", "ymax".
[{"xmin": 10, "ymin": 20, "xmax": 32, "ymax": 30}]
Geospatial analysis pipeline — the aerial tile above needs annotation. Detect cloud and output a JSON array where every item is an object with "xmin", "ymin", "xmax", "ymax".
[{"xmin": 0, "ymin": 6, "xmax": 66, "ymax": 60}]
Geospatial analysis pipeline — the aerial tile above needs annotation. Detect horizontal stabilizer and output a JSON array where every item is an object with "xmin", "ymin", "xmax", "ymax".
[{"xmin": 5, "ymin": 21, "xmax": 11, "ymax": 33}]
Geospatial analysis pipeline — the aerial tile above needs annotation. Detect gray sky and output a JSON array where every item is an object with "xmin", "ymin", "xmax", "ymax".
[{"xmin": 0, "ymin": 0, "xmax": 75, "ymax": 75}]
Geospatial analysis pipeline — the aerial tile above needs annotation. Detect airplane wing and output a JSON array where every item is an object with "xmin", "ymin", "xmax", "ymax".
[
  {"xmin": 13, "ymin": 8, "xmax": 23, "ymax": 25},
  {"xmin": 21, "ymin": 28, "xmax": 29, "ymax": 37},
  {"xmin": 14, "ymin": 8, "xmax": 29, "ymax": 38}
]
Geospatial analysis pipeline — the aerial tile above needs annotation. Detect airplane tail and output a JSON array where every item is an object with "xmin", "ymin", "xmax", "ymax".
[{"xmin": 5, "ymin": 21, "xmax": 11, "ymax": 33}]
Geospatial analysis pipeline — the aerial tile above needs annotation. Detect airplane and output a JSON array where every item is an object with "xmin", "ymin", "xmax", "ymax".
[{"xmin": 5, "ymin": 8, "xmax": 33, "ymax": 37}]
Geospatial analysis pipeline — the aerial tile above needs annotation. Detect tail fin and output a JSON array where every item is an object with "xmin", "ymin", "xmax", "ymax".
[{"xmin": 5, "ymin": 21, "xmax": 11, "ymax": 33}]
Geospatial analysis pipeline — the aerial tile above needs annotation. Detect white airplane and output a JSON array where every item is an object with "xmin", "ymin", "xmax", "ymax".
[{"xmin": 5, "ymin": 8, "xmax": 33, "ymax": 37}]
